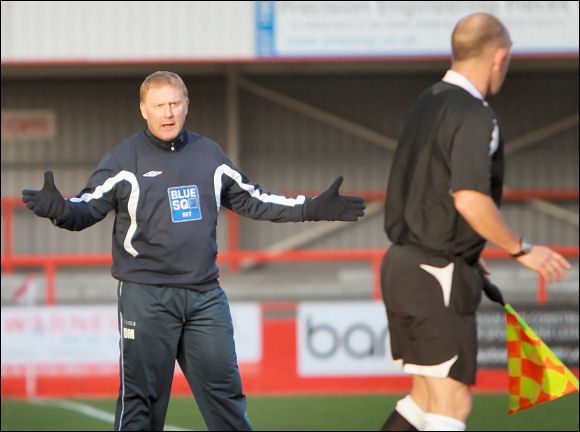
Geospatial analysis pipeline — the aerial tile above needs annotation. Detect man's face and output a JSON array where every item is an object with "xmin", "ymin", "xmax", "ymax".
[{"xmin": 140, "ymin": 84, "xmax": 189, "ymax": 141}]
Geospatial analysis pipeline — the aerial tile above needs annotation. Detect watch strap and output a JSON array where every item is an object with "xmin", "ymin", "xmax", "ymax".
[{"xmin": 511, "ymin": 238, "xmax": 531, "ymax": 258}]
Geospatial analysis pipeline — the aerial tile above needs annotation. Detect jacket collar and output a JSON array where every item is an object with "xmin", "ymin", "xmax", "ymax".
[{"xmin": 144, "ymin": 128, "xmax": 187, "ymax": 152}]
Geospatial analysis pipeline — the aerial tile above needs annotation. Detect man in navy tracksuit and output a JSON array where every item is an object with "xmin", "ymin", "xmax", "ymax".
[{"xmin": 22, "ymin": 71, "xmax": 365, "ymax": 431}]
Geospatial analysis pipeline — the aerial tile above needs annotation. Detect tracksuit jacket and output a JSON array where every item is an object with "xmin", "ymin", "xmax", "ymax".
[{"xmin": 57, "ymin": 128, "xmax": 309, "ymax": 291}]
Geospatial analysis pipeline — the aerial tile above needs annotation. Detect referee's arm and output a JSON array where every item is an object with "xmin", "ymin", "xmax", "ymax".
[{"xmin": 453, "ymin": 189, "xmax": 570, "ymax": 283}]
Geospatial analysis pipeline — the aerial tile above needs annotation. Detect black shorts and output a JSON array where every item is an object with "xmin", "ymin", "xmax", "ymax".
[{"xmin": 380, "ymin": 244, "xmax": 483, "ymax": 385}]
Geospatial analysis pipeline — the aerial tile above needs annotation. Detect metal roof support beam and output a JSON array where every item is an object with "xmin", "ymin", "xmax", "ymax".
[
  {"xmin": 527, "ymin": 199, "xmax": 579, "ymax": 228},
  {"xmin": 505, "ymin": 113, "xmax": 579, "ymax": 156},
  {"xmin": 225, "ymin": 67, "xmax": 240, "ymax": 167},
  {"xmin": 502, "ymin": 113, "xmax": 579, "ymax": 226},
  {"xmin": 237, "ymin": 77, "xmax": 398, "ymax": 151},
  {"xmin": 239, "ymin": 201, "xmax": 385, "ymax": 271},
  {"xmin": 234, "ymin": 76, "xmax": 395, "ymax": 270},
  {"xmin": 235, "ymin": 76, "xmax": 578, "ymax": 266}
]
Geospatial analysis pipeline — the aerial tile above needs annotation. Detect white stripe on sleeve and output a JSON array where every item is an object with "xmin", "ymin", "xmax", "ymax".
[
  {"xmin": 69, "ymin": 170, "xmax": 140, "ymax": 257},
  {"xmin": 214, "ymin": 164, "xmax": 305, "ymax": 212}
]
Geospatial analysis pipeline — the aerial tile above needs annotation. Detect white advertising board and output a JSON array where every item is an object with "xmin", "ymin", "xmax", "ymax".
[
  {"xmin": 256, "ymin": 1, "xmax": 579, "ymax": 58},
  {"xmin": 1, "ymin": 305, "xmax": 119, "ymax": 365},
  {"xmin": 1, "ymin": 303, "xmax": 262, "ymax": 370},
  {"xmin": 230, "ymin": 302, "xmax": 263, "ymax": 364},
  {"xmin": 297, "ymin": 301, "xmax": 404, "ymax": 376}
]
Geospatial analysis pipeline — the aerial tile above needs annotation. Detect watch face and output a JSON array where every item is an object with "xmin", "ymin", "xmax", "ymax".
[{"xmin": 512, "ymin": 239, "xmax": 531, "ymax": 258}]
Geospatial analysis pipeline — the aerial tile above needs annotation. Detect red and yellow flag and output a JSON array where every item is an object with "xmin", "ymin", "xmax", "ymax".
[{"xmin": 505, "ymin": 304, "xmax": 579, "ymax": 413}]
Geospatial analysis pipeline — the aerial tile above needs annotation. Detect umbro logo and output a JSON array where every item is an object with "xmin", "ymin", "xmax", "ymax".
[{"xmin": 143, "ymin": 171, "xmax": 163, "ymax": 177}]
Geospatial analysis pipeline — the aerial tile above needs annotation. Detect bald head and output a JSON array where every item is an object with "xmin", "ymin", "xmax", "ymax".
[{"xmin": 451, "ymin": 13, "xmax": 511, "ymax": 63}]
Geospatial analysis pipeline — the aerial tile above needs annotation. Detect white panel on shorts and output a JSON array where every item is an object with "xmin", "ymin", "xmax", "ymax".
[
  {"xmin": 419, "ymin": 262, "xmax": 454, "ymax": 307},
  {"xmin": 403, "ymin": 355, "xmax": 459, "ymax": 378}
]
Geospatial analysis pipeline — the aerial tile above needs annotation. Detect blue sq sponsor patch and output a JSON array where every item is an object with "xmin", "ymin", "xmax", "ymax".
[{"xmin": 167, "ymin": 185, "xmax": 202, "ymax": 223}]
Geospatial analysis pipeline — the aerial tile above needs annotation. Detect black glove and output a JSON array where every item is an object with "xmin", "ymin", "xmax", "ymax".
[
  {"xmin": 303, "ymin": 176, "xmax": 365, "ymax": 221},
  {"xmin": 481, "ymin": 274, "xmax": 505, "ymax": 306},
  {"xmin": 22, "ymin": 171, "xmax": 68, "ymax": 222}
]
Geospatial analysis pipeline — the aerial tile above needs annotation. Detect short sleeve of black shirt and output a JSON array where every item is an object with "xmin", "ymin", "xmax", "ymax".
[{"xmin": 451, "ymin": 103, "xmax": 496, "ymax": 196}]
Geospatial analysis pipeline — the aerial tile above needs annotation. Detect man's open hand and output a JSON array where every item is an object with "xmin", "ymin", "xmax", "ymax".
[
  {"xmin": 303, "ymin": 176, "xmax": 366, "ymax": 221},
  {"xmin": 22, "ymin": 171, "xmax": 67, "ymax": 221}
]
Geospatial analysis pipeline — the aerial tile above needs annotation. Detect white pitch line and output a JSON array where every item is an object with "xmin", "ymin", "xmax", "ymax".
[{"xmin": 30, "ymin": 398, "xmax": 191, "ymax": 431}]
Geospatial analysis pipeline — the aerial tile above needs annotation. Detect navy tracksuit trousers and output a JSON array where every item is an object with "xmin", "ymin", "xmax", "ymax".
[{"xmin": 114, "ymin": 282, "xmax": 252, "ymax": 431}]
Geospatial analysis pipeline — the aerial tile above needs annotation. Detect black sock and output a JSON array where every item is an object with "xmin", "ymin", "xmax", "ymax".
[{"xmin": 381, "ymin": 410, "xmax": 418, "ymax": 431}]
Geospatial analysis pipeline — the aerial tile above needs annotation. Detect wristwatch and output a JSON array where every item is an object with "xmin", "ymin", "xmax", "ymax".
[{"xmin": 511, "ymin": 238, "xmax": 531, "ymax": 258}]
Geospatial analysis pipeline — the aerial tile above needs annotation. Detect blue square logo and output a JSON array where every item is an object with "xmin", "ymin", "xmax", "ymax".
[{"xmin": 167, "ymin": 185, "xmax": 202, "ymax": 223}]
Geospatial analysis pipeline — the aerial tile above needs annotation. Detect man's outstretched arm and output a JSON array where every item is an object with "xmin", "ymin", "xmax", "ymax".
[
  {"xmin": 453, "ymin": 189, "xmax": 570, "ymax": 283},
  {"xmin": 218, "ymin": 159, "xmax": 365, "ymax": 223},
  {"xmin": 22, "ymin": 170, "xmax": 111, "ymax": 231}
]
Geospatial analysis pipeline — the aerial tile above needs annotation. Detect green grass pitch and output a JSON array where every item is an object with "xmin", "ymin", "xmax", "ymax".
[{"xmin": 1, "ymin": 393, "xmax": 578, "ymax": 430}]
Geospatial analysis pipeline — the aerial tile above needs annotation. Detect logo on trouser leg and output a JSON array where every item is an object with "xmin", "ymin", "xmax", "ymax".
[{"xmin": 123, "ymin": 327, "xmax": 135, "ymax": 339}]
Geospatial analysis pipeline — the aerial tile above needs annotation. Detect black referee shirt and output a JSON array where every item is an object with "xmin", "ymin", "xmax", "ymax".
[{"xmin": 385, "ymin": 70, "xmax": 504, "ymax": 264}]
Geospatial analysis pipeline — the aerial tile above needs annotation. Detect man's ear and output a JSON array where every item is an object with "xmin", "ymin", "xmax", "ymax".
[
  {"xmin": 493, "ymin": 47, "xmax": 509, "ymax": 71},
  {"xmin": 139, "ymin": 102, "xmax": 147, "ymax": 120}
]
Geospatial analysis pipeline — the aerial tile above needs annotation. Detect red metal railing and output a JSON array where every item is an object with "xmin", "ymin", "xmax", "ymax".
[{"xmin": 2, "ymin": 189, "xmax": 578, "ymax": 306}]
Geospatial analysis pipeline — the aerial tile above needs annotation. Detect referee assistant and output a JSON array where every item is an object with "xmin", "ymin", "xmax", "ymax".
[
  {"xmin": 21, "ymin": 71, "xmax": 365, "ymax": 431},
  {"xmin": 379, "ymin": 13, "xmax": 570, "ymax": 431}
]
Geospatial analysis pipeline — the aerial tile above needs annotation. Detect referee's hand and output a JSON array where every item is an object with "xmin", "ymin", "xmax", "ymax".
[
  {"xmin": 22, "ymin": 171, "xmax": 68, "ymax": 221},
  {"xmin": 303, "ymin": 176, "xmax": 366, "ymax": 221},
  {"xmin": 516, "ymin": 245, "xmax": 571, "ymax": 284}
]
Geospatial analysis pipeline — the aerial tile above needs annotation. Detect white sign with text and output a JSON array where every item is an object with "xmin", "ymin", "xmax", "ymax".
[
  {"xmin": 1, "ymin": 303, "xmax": 262, "ymax": 368},
  {"xmin": 1, "ymin": 110, "xmax": 56, "ymax": 140},
  {"xmin": 297, "ymin": 301, "xmax": 404, "ymax": 376},
  {"xmin": 256, "ymin": 1, "xmax": 579, "ymax": 57}
]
